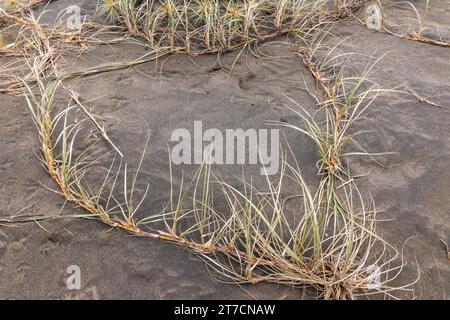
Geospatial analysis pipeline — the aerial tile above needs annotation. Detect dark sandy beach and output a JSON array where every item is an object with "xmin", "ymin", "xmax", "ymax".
[{"xmin": 0, "ymin": 0, "xmax": 449, "ymax": 299}]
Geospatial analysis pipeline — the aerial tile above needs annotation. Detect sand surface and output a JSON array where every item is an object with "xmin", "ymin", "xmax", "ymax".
[{"xmin": 0, "ymin": 0, "xmax": 449, "ymax": 299}]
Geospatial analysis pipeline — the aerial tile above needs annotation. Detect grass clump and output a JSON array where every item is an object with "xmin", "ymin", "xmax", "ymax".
[{"xmin": 97, "ymin": 0, "xmax": 367, "ymax": 53}]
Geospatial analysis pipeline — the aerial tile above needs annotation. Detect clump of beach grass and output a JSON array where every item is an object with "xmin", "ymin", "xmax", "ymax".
[
  {"xmin": 96, "ymin": 0, "xmax": 367, "ymax": 54},
  {"xmin": 285, "ymin": 25, "xmax": 394, "ymax": 178}
]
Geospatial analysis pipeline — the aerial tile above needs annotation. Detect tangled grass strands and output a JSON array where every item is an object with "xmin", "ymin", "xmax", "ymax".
[
  {"xmin": 5, "ymin": 0, "xmax": 413, "ymax": 299},
  {"xmin": 44, "ymin": 1, "xmax": 369, "ymax": 84},
  {"xmin": 1, "ymin": 1, "xmax": 369, "ymax": 93},
  {"xmin": 96, "ymin": 0, "xmax": 368, "ymax": 54},
  {"xmin": 0, "ymin": 7, "xmax": 71, "ymax": 94},
  {"xmin": 23, "ymin": 60, "xmax": 412, "ymax": 298},
  {"xmin": 0, "ymin": 7, "xmax": 140, "ymax": 94}
]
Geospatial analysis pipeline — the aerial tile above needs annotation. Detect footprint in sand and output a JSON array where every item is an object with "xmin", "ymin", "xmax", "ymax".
[
  {"xmin": 0, "ymin": 159, "xmax": 13, "ymax": 172},
  {"xmin": 238, "ymin": 72, "xmax": 257, "ymax": 91}
]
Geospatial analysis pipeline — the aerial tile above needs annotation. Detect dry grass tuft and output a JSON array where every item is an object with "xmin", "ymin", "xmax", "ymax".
[{"xmin": 96, "ymin": 0, "xmax": 366, "ymax": 54}]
